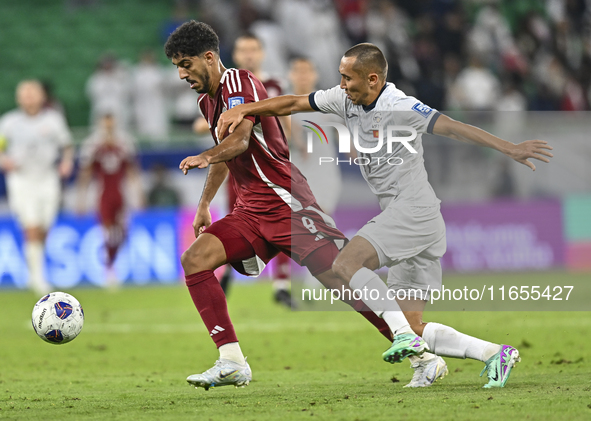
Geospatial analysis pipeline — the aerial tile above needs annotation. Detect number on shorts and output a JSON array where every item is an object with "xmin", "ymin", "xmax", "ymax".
[{"xmin": 302, "ymin": 217, "xmax": 318, "ymax": 234}]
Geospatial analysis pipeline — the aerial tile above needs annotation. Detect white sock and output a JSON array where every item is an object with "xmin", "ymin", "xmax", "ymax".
[
  {"xmin": 272, "ymin": 280, "xmax": 290, "ymax": 291},
  {"xmin": 422, "ymin": 322, "xmax": 501, "ymax": 362},
  {"xmin": 219, "ymin": 342, "xmax": 246, "ymax": 365},
  {"xmin": 350, "ymin": 268, "xmax": 411, "ymax": 335},
  {"xmin": 409, "ymin": 352, "xmax": 437, "ymax": 364},
  {"xmin": 25, "ymin": 241, "xmax": 49, "ymax": 294}
]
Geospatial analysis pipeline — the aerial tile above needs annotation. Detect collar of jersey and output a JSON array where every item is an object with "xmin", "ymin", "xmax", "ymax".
[{"xmin": 362, "ymin": 83, "xmax": 389, "ymax": 113}]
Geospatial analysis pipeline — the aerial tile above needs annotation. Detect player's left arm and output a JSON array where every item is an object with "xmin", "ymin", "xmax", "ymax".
[
  {"xmin": 58, "ymin": 145, "xmax": 75, "ymax": 178},
  {"xmin": 179, "ymin": 118, "xmax": 253, "ymax": 174},
  {"xmin": 432, "ymin": 114, "xmax": 553, "ymax": 171}
]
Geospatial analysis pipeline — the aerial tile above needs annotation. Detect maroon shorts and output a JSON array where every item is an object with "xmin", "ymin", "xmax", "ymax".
[
  {"xmin": 203, "ymin": 202, "xmax": 347, "ymax": 276},
  {"xmin": 99, "ymin": 194, "xmax": 123, "ymax": 226}
]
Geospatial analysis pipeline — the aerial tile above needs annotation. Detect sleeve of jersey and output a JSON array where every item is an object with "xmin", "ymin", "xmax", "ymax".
[
  {"xmin": 308, "ymin": 86, "xmax": 347, "ymax": 119},
  {"xmin": 396, "ymin": 97, "xmax": 441, "ymax": 135},
  {"xmin": 223, "ymin": 69, "xmax": 260, "ymax": 125},
  {"xmin": 55, "ymin": 113, "xmax": 73, "ymax": 147}
]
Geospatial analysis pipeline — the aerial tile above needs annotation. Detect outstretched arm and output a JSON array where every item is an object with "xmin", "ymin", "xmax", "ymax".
[
  {"xmin": 217, "ymin": 94, "xmax": 313, "ymax": 140},
  {"xmin": 432, "ymin": 114, "xmax": 553, "ymax": 171},
  {"xmin": 179, "ymin": 118, "xmax": 254, "ymax": 174}
]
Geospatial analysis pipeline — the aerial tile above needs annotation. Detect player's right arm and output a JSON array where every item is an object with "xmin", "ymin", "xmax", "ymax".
[
  {"xmin": 217, "ymin": 95, "xmax": 313, "ymax": 139},
  {"xmin": 192, "ymin": 162, "xmax": 229, "ymax": 237}
]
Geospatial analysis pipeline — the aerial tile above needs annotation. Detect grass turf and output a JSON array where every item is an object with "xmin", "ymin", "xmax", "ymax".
[{"xmin": 1, "ymin": 274, "xmax": 590, "ymax": 420}]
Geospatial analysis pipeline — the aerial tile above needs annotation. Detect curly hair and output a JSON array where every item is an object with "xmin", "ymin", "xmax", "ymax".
[{"xmin": 164, "ymin": 20, "xmax": 220, "ymax": 59}]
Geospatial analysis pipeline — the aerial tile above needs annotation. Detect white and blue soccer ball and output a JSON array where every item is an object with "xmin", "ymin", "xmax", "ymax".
[{"xmin": 32, "ymin": 292, "xmax": 84, "ymax": 345}]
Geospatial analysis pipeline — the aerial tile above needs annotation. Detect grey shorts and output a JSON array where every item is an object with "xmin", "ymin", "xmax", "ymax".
[{"xmin": 356, "ymin": 201, "xmax": 446, "ymax": 300}]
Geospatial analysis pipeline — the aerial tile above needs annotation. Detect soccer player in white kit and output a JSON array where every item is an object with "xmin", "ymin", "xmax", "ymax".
[
  {"xmin": 0, "ymin": 80, "xmax": 74, "ymax": 295},
  {"xmin": 217, "ymin": 43, "xmax": 553, "ymax": 388}
]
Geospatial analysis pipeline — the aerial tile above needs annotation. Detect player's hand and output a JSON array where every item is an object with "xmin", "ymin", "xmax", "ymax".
[
  {"xmin": 193, "ymin": 204, "xmax": 212, "ymax": 237},
  {"xmin": 0, "ymin": 155, "xmax": 17, "ymax": 172},
  {"xmin": 217, "ymin": 106, "xmax": 245, "ymax": 140},
  {"xmin": 507, "ymin": 140, "xmax": 553, "ymax": 171},
  {"xmin": 58, "ymin": 159, "xmax": 74, "ymax": 178},
  {"xmin": 179, "ymin": 154, "xmax": 210, "ymax": 174}
]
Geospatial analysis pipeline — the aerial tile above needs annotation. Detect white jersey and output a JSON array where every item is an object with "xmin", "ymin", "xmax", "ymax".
[
  {"xmin": 0, "ymin": 108, "xmax": 72, "ymax": 179},
  {"xmin": 310, "ymin": 83, "xmax": 440, "ymax": 210}
]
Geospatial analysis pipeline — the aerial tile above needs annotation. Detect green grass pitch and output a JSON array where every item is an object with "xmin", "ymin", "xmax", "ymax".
[{"xmin": 1, "ymin": 273, "xmax": 590, "ymax": 420}]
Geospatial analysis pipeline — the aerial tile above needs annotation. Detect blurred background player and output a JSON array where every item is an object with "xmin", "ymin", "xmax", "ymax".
[
  {"xmin": 288, "ymin": 57, "xmax": 342, "ymax": 291},
  {"xmin": 193, "ymin": 33, "xmax": 293, "ymax": 307},
  {"xmin": 0, "ymin": 80, "xmax": 74, "ymax": 295},
  {"xmin": 77, "ymin": 113, "xmax": 144, "ymax": 288}
]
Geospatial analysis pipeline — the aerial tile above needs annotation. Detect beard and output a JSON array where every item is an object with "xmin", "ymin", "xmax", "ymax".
[{"xmin": 195, "ymin": 73, "xmax": 211, "ymax": 94}]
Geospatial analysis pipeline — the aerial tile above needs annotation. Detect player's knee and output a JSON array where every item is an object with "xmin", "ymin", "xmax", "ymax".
[
  {"xmin": 181, "ymin": 241, "xmax": 223, "ymax": 273},
  {"xmin": 181, "ymin": 245, "xmax": 204, "ymax": 271}
]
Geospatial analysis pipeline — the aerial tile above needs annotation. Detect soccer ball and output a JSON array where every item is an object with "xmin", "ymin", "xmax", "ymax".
[{"xmin": 32, "ymin": 292, "xmax": 84, "ymax": 345}]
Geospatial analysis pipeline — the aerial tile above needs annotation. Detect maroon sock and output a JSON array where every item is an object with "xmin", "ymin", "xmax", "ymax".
[
  {"xmin": 107, "ymin": 245, "xmax": 118, "ymax": 266},
  {"xmin": 185, "ymin": 270, "xmax": 238, "ymax": 348},
  {"xmin": 353, "ymin": 300, "xmax": 393, "ymax": 341}
]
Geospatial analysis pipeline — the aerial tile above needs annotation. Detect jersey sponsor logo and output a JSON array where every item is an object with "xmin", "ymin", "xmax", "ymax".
[
  {"xmin": 412, "ymin": 102, "xmax": 433, "ymax": 118},
  {"xmin": 228, "ymin": 96, "xmax": 245, "ymax": 109}
]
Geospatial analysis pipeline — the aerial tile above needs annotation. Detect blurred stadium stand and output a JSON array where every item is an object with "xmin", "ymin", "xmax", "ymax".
[{"xmin": 0, "ymin": 0, "xmax": 170, "ymax": 126}]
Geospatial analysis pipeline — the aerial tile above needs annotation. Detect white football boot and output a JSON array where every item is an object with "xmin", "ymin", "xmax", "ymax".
[
  {"xmin": 404, "ymin": 355, "xmax": 448, "ymax": 388},
  {"xmin": 187, "ymin": 359, "xmax": 252, "ymax": 390}
]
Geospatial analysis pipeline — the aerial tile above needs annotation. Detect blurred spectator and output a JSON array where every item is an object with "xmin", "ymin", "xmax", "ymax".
[
  {"xmin": 365, "ymin": 0, "xmax": 418, "ymax": 83},
  {"xmin": 86, "ymin": 54, "xmax": 131, "ymax": 129},
  {"xmin": 449, "ymin": 54, "xmax": 500, "ymax": 111},
  {"xmin": 147, "ymin": 164, "xmax": 181, "ymax": 209},
  {"xmin": 131, "ymin": 50, "xmax": 169, "ymax": 140},
  {"xmin": 274, "ymin": 0, "xmax": 346, "ymax": 88},
  {"xmin": 334, "ymin": 0, "xmax": 369, "ymax": 45},
  {"xmin": 496, "ymin": 74, "xmax": 527, "ymax": 112}
]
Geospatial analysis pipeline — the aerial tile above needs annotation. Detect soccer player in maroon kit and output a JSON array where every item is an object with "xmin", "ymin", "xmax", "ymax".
[
  {"xmin": 77, "ymin": 114, "xmax": 144, "ymax": 287},
  {"xmin": 195, "ymin": 33, "xmax": 293, "ymax": 305},
  {"xmin": 165, "ymin": 21, "xmax": 392, "ymax": 390}
]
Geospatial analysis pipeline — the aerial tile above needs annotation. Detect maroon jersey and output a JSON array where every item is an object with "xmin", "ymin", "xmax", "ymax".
[
  {"xmin": 226, "ymin": 75, "xmax": 284, "ymax": 211},
  {"xmin": 92, "ymin": 143, "xmax": 133, "ymax": 206},
  {"xmin": 81, "ymin": 132, "xmax": 136, "ymax": 207},
  {"xmin": 199, "ymin": 68, "xmax": 314, "ymax": 213}
]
